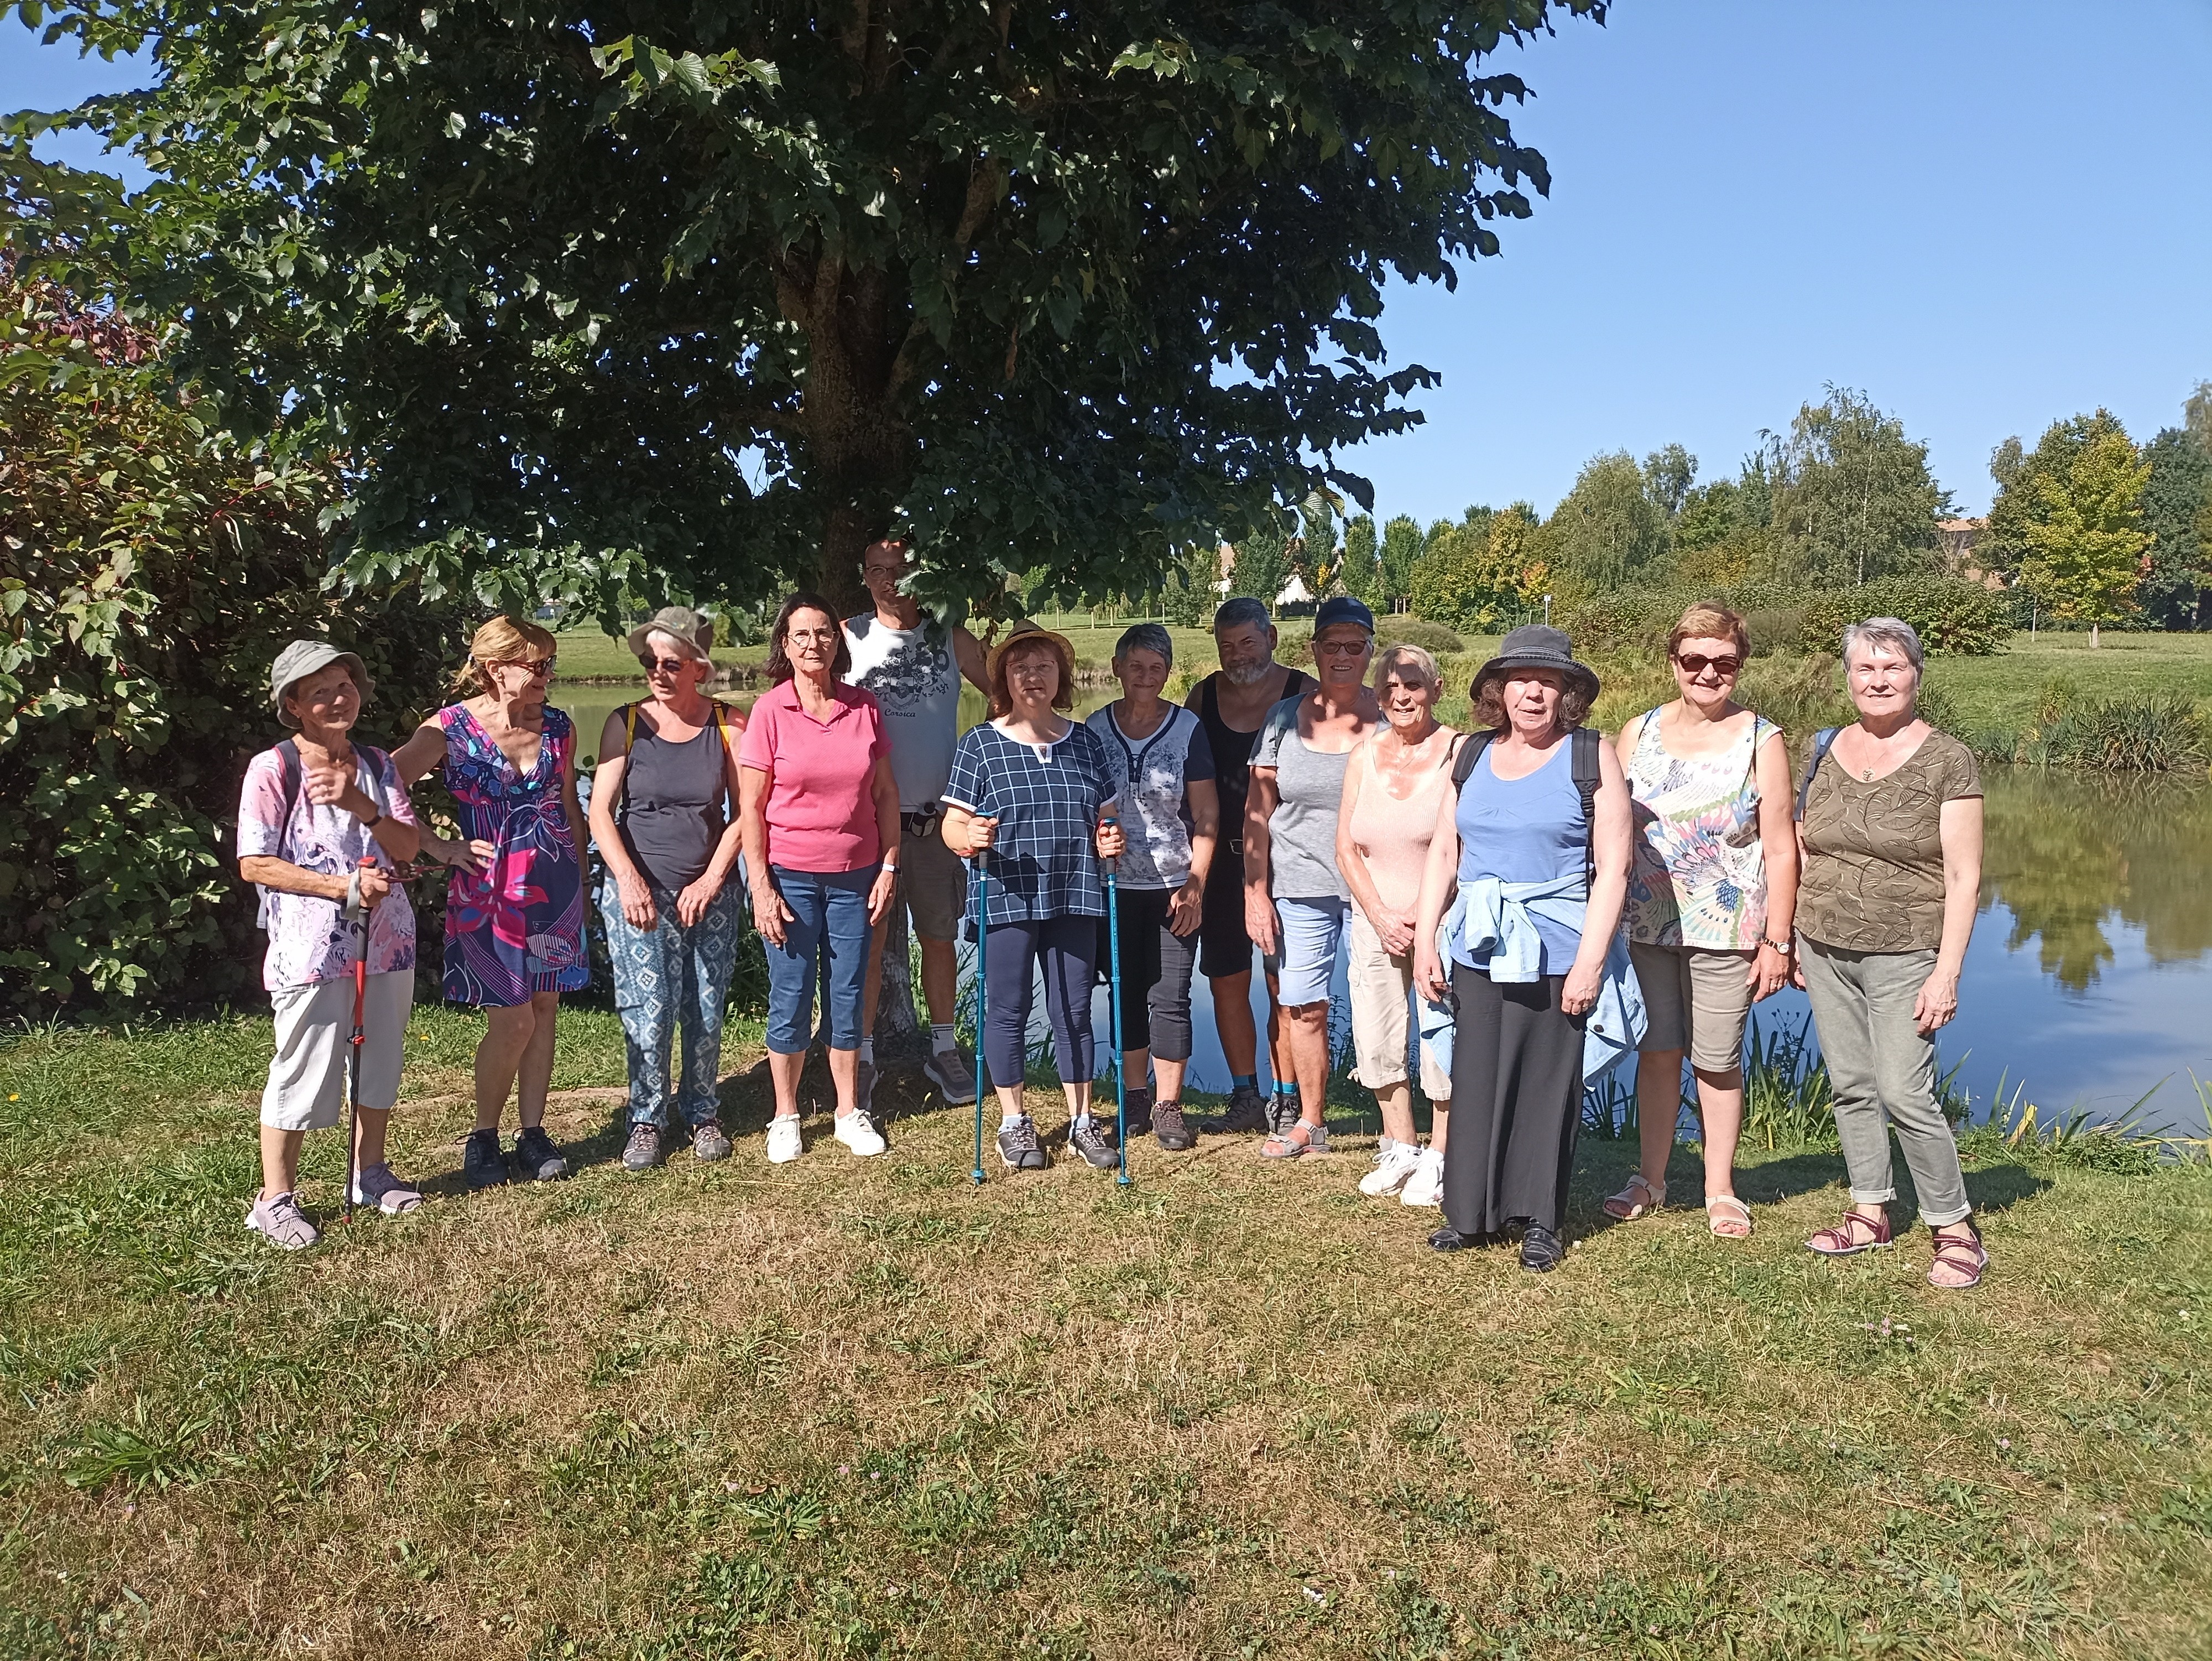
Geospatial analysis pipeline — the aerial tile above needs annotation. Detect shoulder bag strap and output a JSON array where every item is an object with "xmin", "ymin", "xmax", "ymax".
[
  {"xmin": 1571, "ymin": 726, "xmax": 1601, "ymax": 888},
  {"xmin": 1794, "ymin": 727, "xmax": 1841, "ymax": 822}
]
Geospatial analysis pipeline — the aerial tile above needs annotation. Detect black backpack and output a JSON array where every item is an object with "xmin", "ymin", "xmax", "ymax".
[{"xmin": 1451, "ymin": 726, "xmax": 1604, "ymax": 883}]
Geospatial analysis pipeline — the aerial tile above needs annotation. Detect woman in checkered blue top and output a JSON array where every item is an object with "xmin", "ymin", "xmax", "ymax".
[{"xmin": 941, "ymin": 622, "xmax": 1126, "ymax": 1173}]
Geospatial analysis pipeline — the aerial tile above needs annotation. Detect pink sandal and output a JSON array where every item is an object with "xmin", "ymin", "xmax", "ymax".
[
  {"xmin": 1927, "ymin": 1224, "xmax": 1988, "ymax": 1289},
  {"xmin": 1806, "ymin": 1209, "xmax": 1892, "ymax": 1257}
]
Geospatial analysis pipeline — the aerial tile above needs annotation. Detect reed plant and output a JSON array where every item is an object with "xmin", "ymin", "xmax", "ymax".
[{"xmin": 1996, "ymin": 677, "xmax": 2211, "ymax": 773}]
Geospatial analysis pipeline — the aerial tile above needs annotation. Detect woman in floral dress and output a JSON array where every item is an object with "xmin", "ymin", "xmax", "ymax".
[{"xmin": 395, "ymin": 615, "xmax": 591, "ymax": 1189}]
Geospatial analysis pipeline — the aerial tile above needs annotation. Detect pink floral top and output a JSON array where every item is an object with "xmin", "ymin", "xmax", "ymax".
[
  {"xmin": 237, "ymin": 744, "xmax": 418, "ymax": 993},
  {"xmin": 1623, "ymin": 710, "xmax": 1778, "ymax": 951}
]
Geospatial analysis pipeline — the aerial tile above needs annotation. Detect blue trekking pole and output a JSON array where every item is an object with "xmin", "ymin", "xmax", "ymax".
[
  {"xmin": 1101, "ymin": 805, "xmax": 1131, "ymax": 1188},
  {"xmin": 968, "ymin": 850, "xmax": 989, "ymax": 1186}
]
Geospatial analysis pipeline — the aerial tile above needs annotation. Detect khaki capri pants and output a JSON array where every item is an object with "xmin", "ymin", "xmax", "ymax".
[
  {"xmin": 1630, "ymin": 941, "xmax": 1754, "ymax": 1075},
  {"xmin": 1347, "ymin": 909, "xmax": 1451, "ymax": 1100}
]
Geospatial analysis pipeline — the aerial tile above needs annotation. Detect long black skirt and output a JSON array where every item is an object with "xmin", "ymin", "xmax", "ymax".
[{"xmin": 1441, "ymin": 962, "xmax": 1587, "ymax": 1237}]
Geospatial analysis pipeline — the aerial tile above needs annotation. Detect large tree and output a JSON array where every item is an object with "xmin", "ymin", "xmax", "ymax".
[
  {"xmin": 1766, "ymin": 387, "xmax": 1948, "ymax": 586},
  {"xmin": 1984, "ymin": 409, "xmax": 2132, "ymax": 589},
  {"xmin": 1532, "ymin": 450, "xmax": 1666, "ymax": 590},
  {"xmin": 2139, "ymin": 425, "xmax": 2211, "ymax": 630},
  {"xmin": 2017, "ymin": 424, "xmax": 2153, "ymax": 647},
  {"xmin": 18, "ymin": 0, "xmax": 1607, "ymax": 621}
]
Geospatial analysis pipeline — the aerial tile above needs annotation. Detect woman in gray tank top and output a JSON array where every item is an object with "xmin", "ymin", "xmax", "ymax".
[{"xmin": 587, "ymin": 608, "xmax": 749, "ymax": 1173}]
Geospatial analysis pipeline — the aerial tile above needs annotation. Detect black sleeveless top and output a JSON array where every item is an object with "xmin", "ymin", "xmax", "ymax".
[
  {"xmin": 1196, "ymin": 668, "xmax": 1313, "ymax": 856},
  {"xmin": 618, "ymin": 708, "xmax": 730, "ymax": 892}
]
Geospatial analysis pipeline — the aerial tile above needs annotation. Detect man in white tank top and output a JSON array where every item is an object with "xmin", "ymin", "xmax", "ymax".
[{"xmin": 844, "ymin": 538, "xmax": 989, "ymax": 1109}]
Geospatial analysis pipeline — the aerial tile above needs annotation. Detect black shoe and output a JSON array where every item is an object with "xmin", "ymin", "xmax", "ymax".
[
  {"xmin": 995, "ymin": 1117, "xmax": 1050, "ymax": 1171},
  {"xmin": 1199, "ymin": 1083, "xmax": 1270, "ymax": 1136},
  {"xmin": 1152, "ymin": 1099, "xmax": 1196, "ymax": 1151},
  {"xmin": 1068, "ymin": 1119, "xmax": 1119, "ymax": 1170},
  {"xmin": 1119, "ymin": 1087, "xmax": 1153, "ymax": 1139},
  {"xmin": 1428, "ymin": 1226, "xmax": 1480, "ymax": 1253},
  {"xmin": 1519, "ymin": 1224, "xmax": 1566, "ymax": 1273},
  {"xmin": 462, "ymin": 1127, "xmax": 508, "ymax": 1190},
  {"xmin": 621, "ymin": 1123, "xmax": 663, "ymax": 1173},
  {"xmin": 514, "ymin": 1125, "xmax": 568, "ymax": 1182}
]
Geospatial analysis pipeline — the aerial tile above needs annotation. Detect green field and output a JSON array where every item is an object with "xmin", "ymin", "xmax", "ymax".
[{"xmin": 4, "ymin": 1008, "xmax": 2209, "ymax": 1658}]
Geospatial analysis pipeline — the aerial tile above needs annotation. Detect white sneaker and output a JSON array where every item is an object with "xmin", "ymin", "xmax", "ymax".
[
  {"xmin": 765, "ymin": 1115, "xmax": 804, "ymax": 1164},
  {"xmin": 833, "ymin": 1111, "xmax": 886, "ymax": 1157},
  {"xmin": 1400, "ymin": 1147, "xmax": 1444, "ymax": 1208},
  {"xmin": 1358, "ymin": 1138, "xmax": 1422, "ymax": 1198}
]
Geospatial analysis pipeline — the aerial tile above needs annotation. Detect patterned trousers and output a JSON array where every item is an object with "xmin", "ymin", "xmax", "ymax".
[{"xmin": 598, "ymin": 882, "xmax": 745, "ymax": 1128}]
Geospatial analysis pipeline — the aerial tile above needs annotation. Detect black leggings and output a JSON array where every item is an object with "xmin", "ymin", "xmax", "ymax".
[
  {"xmin": 1099, "ymin": 886, "xmax": 1198, "ymax": 1061},
  {"xmin": 983, "ymin": 915, "xmax": 1097, "ymax": 1089}
]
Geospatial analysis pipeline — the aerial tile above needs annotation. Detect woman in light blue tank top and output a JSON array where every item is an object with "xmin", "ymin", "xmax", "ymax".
[{"xmin": 1413, "ymin": 627, "xmax": 1632, "ymax": 1271}]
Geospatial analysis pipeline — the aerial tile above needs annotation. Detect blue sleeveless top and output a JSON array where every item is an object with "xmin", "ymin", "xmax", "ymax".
[{"xmin": 1454, "ymin": 738, "xmax": 1587, "ymax": 975}]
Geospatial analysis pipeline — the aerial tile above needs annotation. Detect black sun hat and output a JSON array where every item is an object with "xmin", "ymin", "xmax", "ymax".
[{"xmin": 1470, "ymin": 624, "xmax": 1600, "ymax": 705}]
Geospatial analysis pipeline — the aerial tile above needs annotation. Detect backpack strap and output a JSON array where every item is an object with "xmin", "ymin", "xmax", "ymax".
[
  {"xmin": 1571, "ymin": 727, "xmax": 1601, "ymax": 887},
  {"xmin": 1794, "ymin": 727, "xmax": 1841, "ymax": 822},
  {"xmin": 274, "ymin": 738, "xmax": 304, "ymax": 832},
  {"xmin": 1451, "ymin": 728, "xmax": 1498, "ymax": 789}
]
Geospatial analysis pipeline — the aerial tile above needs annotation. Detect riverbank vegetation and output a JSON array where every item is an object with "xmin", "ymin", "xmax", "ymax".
[{"xmin": 3, "ymin": 1008, "xmax": 2209, "ymax": 1659}]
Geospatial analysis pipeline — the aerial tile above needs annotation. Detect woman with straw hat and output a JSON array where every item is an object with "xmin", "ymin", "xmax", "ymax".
[
  {"xmin": 591, "ymin": 606, "xmax": 749, "ymax": 1173},
  {"xmin": 940, "ymin": 621, "xmax": 1126, "ymax": 1172}
]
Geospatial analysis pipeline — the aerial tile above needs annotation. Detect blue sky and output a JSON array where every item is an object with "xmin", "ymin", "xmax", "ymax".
[{"xmin": 9, "ymin": 1, "xmax": 2210, "ymax": 524}]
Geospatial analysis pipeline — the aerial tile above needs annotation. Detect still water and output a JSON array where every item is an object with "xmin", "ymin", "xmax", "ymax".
[{"xmin": 560, "ymin": 686, "xmax": 2212, "ymax": 1134}]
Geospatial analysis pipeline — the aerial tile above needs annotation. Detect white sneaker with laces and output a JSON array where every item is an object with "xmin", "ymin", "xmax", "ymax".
[
  {"xmin": 765, "ymin": 1115, "xmax": 804, "ymax": 1164},
  {"xmin": 244, "ymin": 1190, "xmax": 320, "ymax": 1250},
  {"xmin": 833, "ymin": 1112, "xmax": 887, "ymax": 1157},
  {"xmin": 1400, "ymin": 1147, "xmax": 1445, "ymax": 1208},
  {"xmin": 1358, "ymin": 1138, "xmax": 1422, "ymax": 1198}
]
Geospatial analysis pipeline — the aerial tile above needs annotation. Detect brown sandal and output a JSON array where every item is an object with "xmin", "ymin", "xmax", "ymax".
[
  {"xmin": 1927, "ymin": 1224, "xmax": 1987, "ymax": 1289},
  {"xmin": 1806, "ymin": 1209, "xmax": 1892, "ymax": 1257}
]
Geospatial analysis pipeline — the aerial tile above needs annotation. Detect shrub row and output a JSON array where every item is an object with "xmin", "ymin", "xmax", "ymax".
[{"xmin": 1551, "ymin": 577, "xmax": 2016, "ymax": 658}]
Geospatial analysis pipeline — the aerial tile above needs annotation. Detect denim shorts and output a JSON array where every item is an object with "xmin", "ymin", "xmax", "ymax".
[
  {"xmin": 763, "ymin": 865, "xmax": 877, "ymax": 1054},
  {"xmin": 1271, "ymin": 894, "xmax": 1348, "ymax": 1007}
]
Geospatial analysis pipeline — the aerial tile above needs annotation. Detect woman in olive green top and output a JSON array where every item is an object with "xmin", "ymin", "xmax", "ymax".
[{"xmin": 1792, "ymin": 617, "xmax": 1987, "ymax": 1289}]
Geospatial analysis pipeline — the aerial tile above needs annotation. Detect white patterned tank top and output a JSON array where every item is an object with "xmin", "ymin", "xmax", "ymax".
[{"xmin": 1622, "ymin": 709, "xmax": 1778, "ymax": 950}]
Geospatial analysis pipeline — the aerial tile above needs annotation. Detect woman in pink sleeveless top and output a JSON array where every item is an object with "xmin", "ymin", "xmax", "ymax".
[{"xmin": 1336, "ymin": 644, "xmax": 1460, "ymax": 1210}]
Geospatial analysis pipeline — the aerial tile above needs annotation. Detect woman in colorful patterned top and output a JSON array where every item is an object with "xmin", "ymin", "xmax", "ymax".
[
  {"xmin": 394, "ymin": 614, "xmax": 591, "ymax": 1190},
  {"xmin": 940, "ymin": 621, "xmax": 1125, "ymax": 1173},
  {"xmin": 1603, "ymin": 603, "xmax": 1797, "ymax": 1240}
]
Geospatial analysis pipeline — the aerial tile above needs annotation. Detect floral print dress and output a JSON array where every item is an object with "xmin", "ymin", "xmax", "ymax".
[
  {"xmin": 1623, "ymin": 710, "xmax": 1780, "ymax": 950},
  {"xmin": 437, "ymin": 702, "xmax": 591, "ymax": 1006}
]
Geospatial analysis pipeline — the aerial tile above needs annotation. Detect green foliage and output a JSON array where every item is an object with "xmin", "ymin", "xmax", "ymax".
[
  {"xmin": 2003, "ymin": 681, "xmax": 2209, "ymax": 773},
  {"xmin": 17, "ymin": 0, "xmax": 1609, "ymax": 621},
  {"xmin": 1985, "ymin": 409, "xmax": 2131, "ymax": 589},
  {"xmin": 1378, "ymin": 514, "xmax": 1424, "ymax": 610},
  {"xmin": 1373, "ymin": 618, "xmax": 1465, "ymax": 659},
  {"xmin": 1226, "ymin": 518, "xmax": 1293, "ymax": 610},
  {"xmin": 1407, "ymin": 504, "xmax": 1543, "ymax": 633},
  {"xmin": 1534, "ymin": 451, "xmax": 1667, "ymax": 588},
  {"xmin": 2137, "ymin": 425, "xmax": 2210, "ymax": 630},
  {"xmin": 1797, "ymin": 577, "xmax": 2016, "ymax": 658},
  {"xmin": 1640, "ymin": 442, "xmax": 1697, "ymax": 519},
  {"xmin": 2017, "ymin": 424, "xmax": 2153, "ymax": 634},
  {"xmin": 0, "ymin": 257, "xmax": 463, "ymax": 1011},
  {"xmin": 1159, "ymin": 540, "xmax": 1222, "ymax": 629},
  {"xmin": 1766, "ymin": 387, "xmax": 1949, "ymax": 585},
  {"xmin": 1339, "ymin": 514, "xmax": 1380, "ymax": 606}
]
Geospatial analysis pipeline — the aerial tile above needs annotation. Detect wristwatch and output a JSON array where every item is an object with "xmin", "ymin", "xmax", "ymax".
[{"xmin": 1759, "ymin": 935, "xmax": 1793, "ymax": 953}]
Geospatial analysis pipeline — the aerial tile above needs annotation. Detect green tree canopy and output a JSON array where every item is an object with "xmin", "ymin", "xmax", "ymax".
[
  {"xmin": 2139, "ymin": 426, "xmax": 2211, "ymax": 630},
  {"xmin": 1378, "ymin": 512, "xmax": 1423, "ymax": 610},
  {"xmin": 1985, "ymin": 409, "xmax": 2132, "ymax": 587},
  {"xmin": 1767, "ymin": 387, "xmax": 1948, "ymax": 586},
  {"xmin": 1340, "ymin": 513, "xmax": 1380, "ymax": 605},
  {"xmin": 15, "ymin": 0, "xmax": 1606, "ymax": 620},
  {"xmin": 1533, "ymin": 450, "xmax": 1666, "ymax": 589},
  {"xmin": 2017, "ymin": 423, "xmax": 2153, "ymax": 644}
]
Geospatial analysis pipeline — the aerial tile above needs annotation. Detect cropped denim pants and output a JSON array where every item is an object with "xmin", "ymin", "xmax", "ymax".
[
  {"xmin": 763, "ymin": 865, "xmax": 875, "ymax": 1055},
  {"xmin": 599, "ymin": 881, "xmax": 744, "ymax": 1129},
  {"xmin": 1799, "ymin": 940, "xmax": 1972, "ymax": 1227}
]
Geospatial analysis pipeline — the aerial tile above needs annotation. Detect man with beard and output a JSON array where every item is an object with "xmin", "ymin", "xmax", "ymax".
[
  {"xmin": 846, "ymin": 538, "xmax": 990, "ymax": 1115},
  {"xmin": 1185, "ymin": 596, "xmax": 1313, "ymax": 1134}
]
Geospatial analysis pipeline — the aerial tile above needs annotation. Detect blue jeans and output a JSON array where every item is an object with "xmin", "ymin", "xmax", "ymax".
[
  {"xmin": 598, "ymin": 881, "xmax": 745, "ymax": 1128},
  {"xmin": 764, "ymin": 865, "xmax": 876, "ymax": 1055}
]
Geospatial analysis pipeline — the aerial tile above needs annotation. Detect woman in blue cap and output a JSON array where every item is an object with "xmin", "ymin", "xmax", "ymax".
[{"xmin": 1241, "ymin": 595, "xmax": 1381, "ymax": 1159}]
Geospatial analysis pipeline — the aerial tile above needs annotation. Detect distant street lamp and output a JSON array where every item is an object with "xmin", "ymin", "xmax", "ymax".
[{"xmin": 1542, "ymin": 593, "xmax": 1552, "ymax": 627}]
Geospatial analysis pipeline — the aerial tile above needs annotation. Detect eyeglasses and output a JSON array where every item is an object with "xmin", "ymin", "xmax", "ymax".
[
  {"xmin": 640, "ymin": 655, "xmax": 691, "ymax": 675},
  {"xmin": 1314, "ymin": 640, "xmax": 1369, "ymax": 658},
  {"xmin": 786, "ymin": 629, "xmax": 840, "ymax": 646},
  {"xmin": 1674, "ymin": 652, "xmax": 1740, "ymax": 679},
  {"xmin": 507, "ymin": 657, "xmax": 555, "ymax": 679}
]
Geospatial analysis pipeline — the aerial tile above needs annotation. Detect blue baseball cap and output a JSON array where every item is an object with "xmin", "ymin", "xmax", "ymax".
[{"xmin": 1313, "ymin": 595, "xmax": 1376, "ymax": 636}]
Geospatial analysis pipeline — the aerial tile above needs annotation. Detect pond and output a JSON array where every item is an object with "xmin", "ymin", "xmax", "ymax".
[{"xmin": 557, "ymin": 684, "xmax": 2212, "ymax": 1136}]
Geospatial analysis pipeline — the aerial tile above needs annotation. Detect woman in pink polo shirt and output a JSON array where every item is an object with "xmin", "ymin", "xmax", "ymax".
[{"xmin": 739, "ymin": 592, "xmax": 902, "ymax": 1163}]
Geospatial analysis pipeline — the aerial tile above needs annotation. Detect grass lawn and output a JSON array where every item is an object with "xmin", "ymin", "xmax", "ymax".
[{"xmin": 4, "ymin": 1007, "xmax": 2209, "ymax": 1658}]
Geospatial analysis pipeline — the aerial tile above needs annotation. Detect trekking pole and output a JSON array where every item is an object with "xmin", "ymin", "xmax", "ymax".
[
  {"xmin": 969, "ymin": 849, "xmax": 989, "ymax": 1186},
  {"xmin": 1101, "ymin": 805, "xmax": 1130, "ymax": 1188},
  {"xmin": 342, "ymin": 856, "xmax": 373, "ymax": 1224}
]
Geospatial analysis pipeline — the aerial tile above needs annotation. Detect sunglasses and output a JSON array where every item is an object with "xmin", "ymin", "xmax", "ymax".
[
  {"xmin": 506, "ymin": 657, "xmax": 556, "ymax": 678},
  {"xmin": 1314, "ymin": 639, "xmax": 1369, "ymax": 658},
  {"xmin": 640, "ymin": 655, "xmax": 692, "ymax": 674},
  {"xmin": 1674, "ymin": 652, "xmax": 1741, "ymax": 678}
]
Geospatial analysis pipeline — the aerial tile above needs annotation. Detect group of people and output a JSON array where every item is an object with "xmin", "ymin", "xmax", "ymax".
[{"xmin": 238, "ymin": 546, "xmax": 1990, "ymax": 1290}]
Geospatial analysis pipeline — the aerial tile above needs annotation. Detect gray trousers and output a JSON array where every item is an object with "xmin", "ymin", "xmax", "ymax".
[{"xmin": 1799, "ymin": 940, "xmax": 1971, "ymax": 1227}]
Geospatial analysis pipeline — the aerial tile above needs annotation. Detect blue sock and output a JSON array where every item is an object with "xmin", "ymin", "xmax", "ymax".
[
  {"xmin": 1233, "ymin": 1073, "xmax": 1258, "ymax": 1092},
  {"xmin": 1275, "ymin": 1082, "xmax": 1298, "ymax": 1100}
]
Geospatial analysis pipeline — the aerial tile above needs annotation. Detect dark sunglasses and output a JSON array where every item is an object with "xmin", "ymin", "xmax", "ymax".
[
  {"xmin": 640, "ymin": 655, "xmax": 692, "ymax": 674},
  {"xmin": 513, "ymin": 657, "xmax": 556, "ymax": 678},
  {"xmin": 1674, "ymin": 652, "xmax": 1741, "ymax": 678}
]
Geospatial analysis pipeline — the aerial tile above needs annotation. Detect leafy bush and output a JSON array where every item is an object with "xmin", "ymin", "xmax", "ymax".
[
  {"xmin": 1797, "ymin": 576, "xmax": 2016, "ymax": 657},
  {"xmin": 1740, "ymin": 606, "xmax": 1804, "ymax": 657},
  {"xmin": 1374, "ymin": 617, "xmax": 1465, "ymax": 658},
  {"xmin": 1, "ymin": 263, "xmax": 464, "ymax": 1011},
  {"xmin": 2006, "ymin": 683, "xmax": 2210, "ymax": 772}
]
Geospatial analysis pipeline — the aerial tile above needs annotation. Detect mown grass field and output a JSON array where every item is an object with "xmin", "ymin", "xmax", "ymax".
[{"xmin": 4, "ymin": 1006, "xmax": 2209, "ymax": 1659}]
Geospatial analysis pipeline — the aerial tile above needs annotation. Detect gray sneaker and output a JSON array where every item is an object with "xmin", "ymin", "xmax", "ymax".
[
  {"xmin": 514, "ymin": 1125, "xmax": 568, "ymax": 1181},
  {"xmin": 995, "ymin": 1117, "xmax": 1049, "ymax": 1170},
  {"xmin": 245, "ymin": 1190, "xmax": 320, "ymax": 1250},
  {"xmin": 922, "ymin": 1045, "xmax": 978, "ymax": 1105},
  {"xmin": 350, "ymin": 1163, "xmax": 424, "ymax": 1215},
  {"xmin": 691, "ymin": 1120, "xmax": 732, "ymax": 1163},
  {"xmin": 1199, "ymin": 1082, "xmax": 1270, "ymax": 1136},
  {"xmin": 1068, "ymin": 1119, "xmax": 1118, "ymax": 1170},
  {"xmin": 622, "ymin": 1123, "xmax": 663, "ymax": 1172},
  {"xmin": 1268, "ymin": 1093, "xmax": 1303, "ymax": 1136}
]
